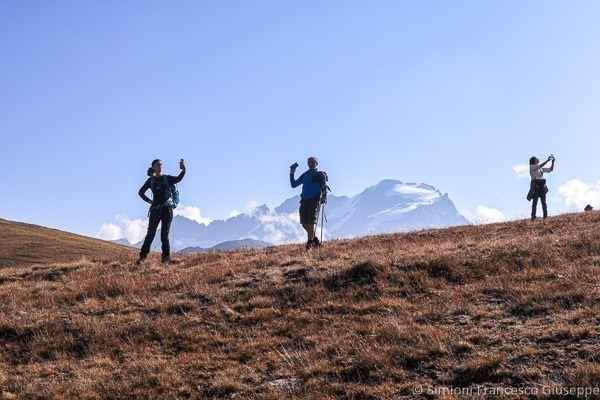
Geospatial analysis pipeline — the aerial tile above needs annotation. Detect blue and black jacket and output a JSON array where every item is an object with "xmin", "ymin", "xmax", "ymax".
[
  {"xmin": 290, "ymin": 170, "xmax": 328, "ymax": 200},
  {"xmin": 139, "ymin": 170, "xmax": 185, "ymax": 206}
]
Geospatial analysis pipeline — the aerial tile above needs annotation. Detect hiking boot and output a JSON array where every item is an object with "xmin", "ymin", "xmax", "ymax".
[
  {"xmin": 312, "ymin": 237, "xmax": 322, "ymax": 247},
  {"xmin": 161, "ymin": 256, "xmax": 170, "ymax": 265},
  {"xmin": 305, "ymin": 241, "xmax": 313, "ymax": 250},
  {"xmin": 135, "ymin": 256, "xmax": 146, "ymax": 265}
]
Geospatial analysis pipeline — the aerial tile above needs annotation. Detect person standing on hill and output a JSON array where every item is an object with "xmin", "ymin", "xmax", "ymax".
[
  {"xmin": 136, "ymin": 159, "xmax": 186, "ymax": 265},
  {"xmin": 290, "ymin": 156, "xmax": 329, "ymax": 249},
  {"xmin": 527, "ymin": 155, "xmax": 555, "ymax": 221}
]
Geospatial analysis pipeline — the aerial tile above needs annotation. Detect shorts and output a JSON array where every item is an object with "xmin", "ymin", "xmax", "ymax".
[{"xmin": 299, "ymin": 197, "xmax": 320, "ymax": 225}]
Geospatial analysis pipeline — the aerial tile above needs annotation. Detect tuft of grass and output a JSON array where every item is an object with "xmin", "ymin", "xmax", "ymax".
[{"xmin": 453, "ymin": 353, "xmax": 507, "ymax": 385}]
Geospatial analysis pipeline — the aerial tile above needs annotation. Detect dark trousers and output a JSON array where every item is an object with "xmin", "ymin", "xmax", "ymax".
[
  {"xmin": 531, "ymin": 192, "xmax": 547, "ymax": 219},
  {"xmin": 140, "ymin": 206, "xmax": 173, "ymax": 258}
]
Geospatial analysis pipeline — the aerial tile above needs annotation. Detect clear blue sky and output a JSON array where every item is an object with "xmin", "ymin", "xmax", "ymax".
[{"xmin": 3, "ymin": 1, "xmax": 600, "ymax": 238}]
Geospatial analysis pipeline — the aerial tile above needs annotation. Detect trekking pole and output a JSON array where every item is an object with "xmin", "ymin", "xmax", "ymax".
[
  {"xmin": 313, "ymin": 202, "xmax": 322, "ymax": 242},
  {"xmin": 320, "ymin": 203, "xmax": 327, "ymax": 243}
]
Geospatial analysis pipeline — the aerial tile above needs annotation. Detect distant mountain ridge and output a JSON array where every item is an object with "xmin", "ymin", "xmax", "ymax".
[
  {"xmin": 125, "ymin": 180, "xmax": 470, "ymax": 252},
  {"xmin": 177, "ymin": 239, "xmax": 272, "ymax": 253}
]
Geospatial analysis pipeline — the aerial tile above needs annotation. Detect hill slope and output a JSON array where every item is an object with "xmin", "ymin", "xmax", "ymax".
[
  {"xmin": 0, "ymin": 212, "xmax": 599, "ymax": 398},
  {"xmin": 0, "ymin": 218, "xmax": 137, "ymax": 267}
]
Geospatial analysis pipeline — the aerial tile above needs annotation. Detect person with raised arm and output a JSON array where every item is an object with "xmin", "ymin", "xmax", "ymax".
[
  {"xmin": 290, "ymin": 156, "xmax": 329, "ymax": 249},
  {"xmin": 527, "ymin": 154, "xmax": 555, "ymax": 221},
  {"xmin": 136, "ymin": 158, "xmax": 186, "ymax": 265}
]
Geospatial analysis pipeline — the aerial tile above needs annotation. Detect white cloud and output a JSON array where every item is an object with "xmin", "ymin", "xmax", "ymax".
[
  {"xmin": 174, "ymin": 204, "xmax": 212, "ymax": 225},
  {"xmin": 392, "ymin": 184, "xmax": 439, "ymax": 201},
  {"xmin": 513, "ymin": 164, "xmax": 530, "ymax": 180},
  {"xmin": 475, "ymin": 205, "xmax": 506, "ymax": 224},
  {"xmin": 556, "ymin": 179, "xmax": 600, "ymax": 211},
  {"xmin": 115, "ymin": 215, "xmax": 148, "ymax": 244},
  {"xmin": 96, "ymin": 223, "xmax": 124, "ymax": 241},
  {"xmin": 459, "ymin": 208, "xmax": 475, "ymax": 223},
  {"xmin": 244, "ymin": 201, "xmax": 261, "ymax": 216},
  {"xmin": 462, "ymin": 206, "xmax": 507, "ymax": 224},
  {"xmin": 229, "ymin": 210, "xmax": 241, "ymax": 218},
  {"xmin": 97, "ymin": 204, "xmax": 212, "ymax": 246},
  {"xmin": 257, "ymin": 212, "xmax": 306, "ymax": 245}
]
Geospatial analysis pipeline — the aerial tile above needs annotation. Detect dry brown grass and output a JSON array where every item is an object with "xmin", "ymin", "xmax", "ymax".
[
  {"xmin": 0, "ymin": 219, "xmax": 136, "ymax": 267},
  {"xmin": 1, "ymin": 212, "xmax": 600, "ymax": 398}
]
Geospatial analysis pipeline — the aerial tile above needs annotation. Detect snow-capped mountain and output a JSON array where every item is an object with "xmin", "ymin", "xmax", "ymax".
[
  {"xmin": 131, "ymin": 180, "xmax": 470, "ymax": 252},
  {"xmin": 323, "ymin": 180, "xmax": 469, "ymax": 237}
]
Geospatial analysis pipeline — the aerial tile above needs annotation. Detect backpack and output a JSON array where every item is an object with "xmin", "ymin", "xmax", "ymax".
[
  {"xmin": 308, "ymin": 171, "xmax": 331, "ymax": 194},
  {"xmin": 313, "ymin": 171, "xmax": 328, "ymax": 185},
  {"xmin": 150, "ymin": 175, "xmax": 180, "ymax": 209}
]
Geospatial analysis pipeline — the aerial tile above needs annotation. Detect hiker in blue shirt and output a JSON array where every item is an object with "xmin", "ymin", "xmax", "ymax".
[
  {"xmin": 290, "ymin": 156, "xmax": 328, "ymax": 249},
  {"xmin": 136, "ymin": 158, "xmax": 186, "ymax": 265}
]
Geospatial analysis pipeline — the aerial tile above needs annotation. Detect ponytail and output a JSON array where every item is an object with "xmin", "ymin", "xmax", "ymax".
[{"xmin": 147, "ymin": 159, "xmax": 161, "ymax": 176}]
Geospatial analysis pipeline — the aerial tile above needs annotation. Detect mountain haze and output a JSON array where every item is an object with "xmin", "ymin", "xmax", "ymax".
[
  {"xmin": 178, "ymin": 239, "xmax": 272, "ymax": 253},
  {"xmin": 132, "ymin": 180, "xmax": 469, "ymax": 251}
]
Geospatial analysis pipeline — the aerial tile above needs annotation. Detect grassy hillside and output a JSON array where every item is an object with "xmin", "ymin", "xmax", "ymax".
[
  {"xmin": 0, "ymin": 212, "xmax": 599, "ymax": 398},
  {"xmin": 0, "ymin": 218, "xmax": 137, "ymax": 267}
]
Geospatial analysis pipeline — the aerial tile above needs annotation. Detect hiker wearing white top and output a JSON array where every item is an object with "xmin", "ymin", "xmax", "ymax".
[{"xmin": 527, "ymin": 155, "xmax": 555, "ymax": 221}]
